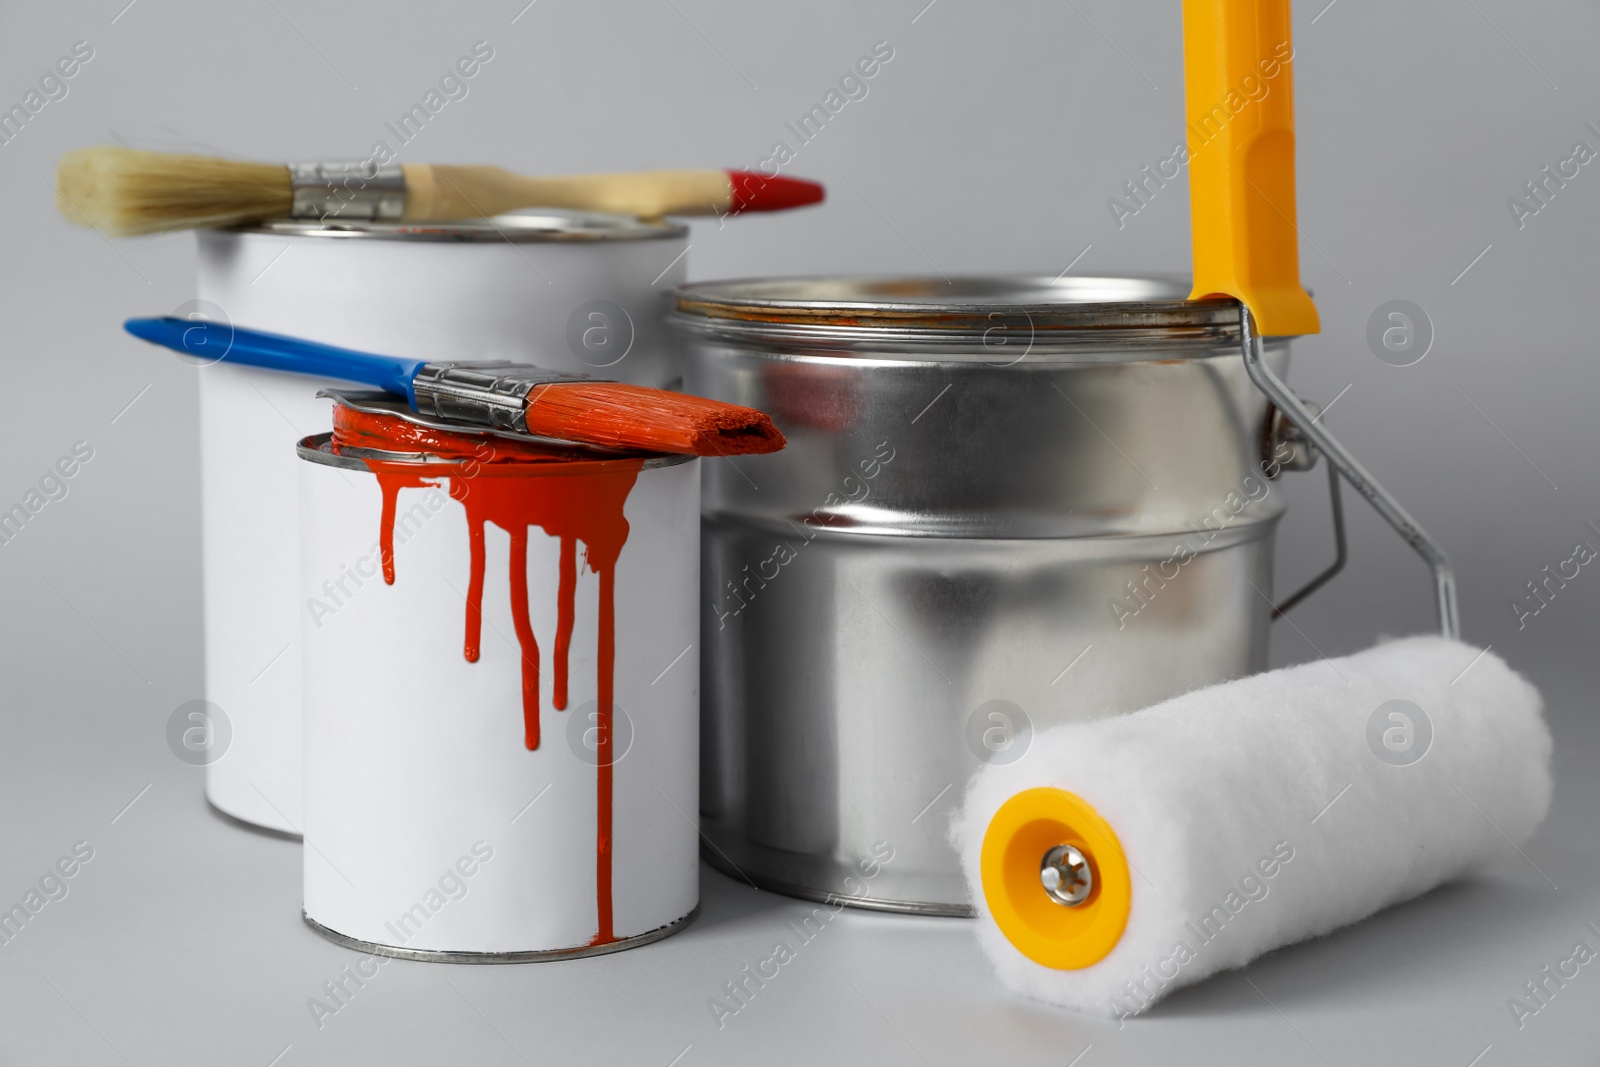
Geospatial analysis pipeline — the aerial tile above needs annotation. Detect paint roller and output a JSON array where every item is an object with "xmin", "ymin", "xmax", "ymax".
[
  {"xmin": 954, "ymin": 637, "xmax": 1551, "ymax": 1016},
  {"xmin": 953, "ymin": 0, "xmax": 1554, "ymax": 1016}
]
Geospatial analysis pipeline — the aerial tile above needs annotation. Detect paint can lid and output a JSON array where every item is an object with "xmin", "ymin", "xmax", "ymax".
[
  {"xmin": 298, "ymin": 391, "xmax": 693, "ymax": 471},
  {"xmin": 670, "ymin": 275, "xmax": 1248, "ymax": 352},
  {"xmin": 226, "ymin": 208, "xmax": 687, "ymax": 243}
]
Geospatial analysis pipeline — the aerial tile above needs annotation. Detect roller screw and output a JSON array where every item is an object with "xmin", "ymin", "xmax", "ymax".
[{"xmin": 1039, "ymin": 843, "xmax": 1093, "ymax": 906}]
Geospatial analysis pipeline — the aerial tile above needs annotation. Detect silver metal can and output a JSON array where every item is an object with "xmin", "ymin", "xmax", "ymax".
[{"xmin": 671, "ymin": 276, "xmax": 1299, "ymax": 916}]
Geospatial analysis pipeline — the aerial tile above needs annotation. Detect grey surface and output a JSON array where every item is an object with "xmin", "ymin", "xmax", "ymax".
[{"xmin": 1, "ymin": 0, "xmax": 1597, "ymax": 1063}]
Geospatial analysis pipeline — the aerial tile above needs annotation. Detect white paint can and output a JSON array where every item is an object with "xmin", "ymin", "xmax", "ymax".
[
  {"xmin": 193, "ymin": 211, "xmax": 688, "ymax": 834},
  {"xmin": 297, "ymin": 396, "xmax": 700, "ymax": 958}
]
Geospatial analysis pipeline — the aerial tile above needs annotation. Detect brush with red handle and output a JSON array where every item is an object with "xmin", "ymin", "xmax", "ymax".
[
  {"xmin": 58, "ymin": 147, "xmax": 824, "ymax": 237},
  {"xmin": 123, "ymin": 317, "xmax": 785, "ymax": 457}
]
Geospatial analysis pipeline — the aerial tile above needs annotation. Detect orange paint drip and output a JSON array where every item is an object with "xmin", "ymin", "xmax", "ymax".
[
  {"xmin": 507, "ymin": 529, "xmax": 542, "ymax": 749},
  {"xmin": 554, "ymin": 535, "xmax": 576, "ymax": 711},
  {"xmin": 592, "ymin": 566, "xmax": 616, "ymax": 946},
  {"xmin": 333, "ymin": 404, "xmax": 642, "ymax": 946},
  {"xmin": 372, "ymin": 470, "xmax": 430, "ymax": 585},
  {"xmin": 458, "ymin": 478, "xmax": 486, "ymax": 664}
]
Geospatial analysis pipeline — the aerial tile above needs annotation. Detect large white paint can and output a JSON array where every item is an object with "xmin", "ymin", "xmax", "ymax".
[
  {"xmin": 193, "ymin": 211, "xmax": 688, "ymax": 834},
  {"xmin": 297, "ymin": 396, "xmax": 700, "ymax": 958}
]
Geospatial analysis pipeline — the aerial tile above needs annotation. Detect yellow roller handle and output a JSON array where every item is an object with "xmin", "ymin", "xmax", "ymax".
[{"xmin": 1184, "ymin": 0, "xmax": 1320, "ymax": 336}]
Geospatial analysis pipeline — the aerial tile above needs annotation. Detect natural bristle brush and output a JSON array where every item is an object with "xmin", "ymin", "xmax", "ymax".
[{"xmin": 56, "ymin": 147, "xmax": 825, "ymax": 237}]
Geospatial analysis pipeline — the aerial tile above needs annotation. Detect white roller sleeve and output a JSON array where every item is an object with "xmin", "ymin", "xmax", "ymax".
[{"xmin": 952, "ymin": 636, "xmax": 1552, "ymax": 1016}]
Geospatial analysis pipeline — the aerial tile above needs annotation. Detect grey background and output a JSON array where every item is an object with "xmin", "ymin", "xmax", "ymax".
[{"xmin": 1, "ymin": 0, "xmax": 1596, "ymax": 1063}]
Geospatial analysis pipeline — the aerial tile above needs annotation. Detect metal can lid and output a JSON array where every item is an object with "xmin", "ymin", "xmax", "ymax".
[
  {"xmin": 671, "ymin": 275, "xmax": 1250, "ymax": 349},
  {"xmin": 299, "ymin": 391, "xmax": 693, "ymax": 470},
  {"xmin": 297, "ymin": 432, "xmax": 694, "ymax": 472},
  {"xmin": 226, "ymin": 208, "xmax": 687, "ymax": 243}
]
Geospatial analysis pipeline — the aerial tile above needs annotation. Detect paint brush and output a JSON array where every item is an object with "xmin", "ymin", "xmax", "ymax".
[
  {"xmin": 123, "ymin": 317, "xmax": 786, "ymax": 457},
  {"xmin": 57, "ymin": 147, "xmax": 825, "ymax": 237}
]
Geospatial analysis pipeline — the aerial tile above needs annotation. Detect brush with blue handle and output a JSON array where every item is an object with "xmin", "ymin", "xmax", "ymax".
[{"xmin": 123, "ymin": 317, "xmax": 784, "ymax": 456}]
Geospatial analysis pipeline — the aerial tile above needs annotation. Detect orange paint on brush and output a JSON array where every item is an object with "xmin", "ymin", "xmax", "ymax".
[
  {"xmin": 325, "ymin": 362, "xmax": 784, "ymax": 457},
  {"xmin": 523, "ymin": 380, "xmax": 786, "ymax": 456},
  {"xmin": 333, "ymin": 403, "xmax": 616, "ymax": 463},
  {"xmin": 333, "ymin": 404, "xmax": 641, "ymax": 945}
]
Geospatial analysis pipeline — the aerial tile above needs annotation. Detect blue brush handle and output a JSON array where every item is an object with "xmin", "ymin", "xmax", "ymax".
[{"xmin": 123, "ymin": 317, "xmax": 428, "ymax": 405}]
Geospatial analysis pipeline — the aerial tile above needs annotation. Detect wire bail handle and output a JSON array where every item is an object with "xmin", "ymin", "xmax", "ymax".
[{"xmin": 1239, "ymin": 307, "xmax": 1460, "ymax": 639}]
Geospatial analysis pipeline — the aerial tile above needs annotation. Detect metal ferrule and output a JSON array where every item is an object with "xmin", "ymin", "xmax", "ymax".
[
  {"xmin": 288, "ymin": 162, "xmax": 407, "ymax": 222},
  {"xmin": 411, "ymin": 362, "xmax": 610, "ymax": 435}
]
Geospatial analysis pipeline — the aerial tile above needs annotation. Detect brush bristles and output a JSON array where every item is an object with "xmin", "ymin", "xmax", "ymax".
[
  {"xmin": 524, "ymin": 382, "xmax": 786, "ymax": 457},
  {"xmin": 55, "ymin": 147, "xmax": 292, "ymax": 236}
]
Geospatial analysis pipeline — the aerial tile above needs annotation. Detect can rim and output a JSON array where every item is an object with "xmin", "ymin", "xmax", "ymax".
[
  {"xmin": 673, "ymin": 274, "xmax": 1231, "ymax": 321},
  {"xmin": 218, "ymin": 208, "xmax": 687, "ymax": 243},
  {"xmin": 297, "ymin": 433, "xmax": 695, "ymax": 472},
  {"xmin": 302, "ymin": 908, "xmax": 697, "ymax": 963},
  {"xmin": 669, "ymin": 275, "xmax": 1275, "ymax": 351}
]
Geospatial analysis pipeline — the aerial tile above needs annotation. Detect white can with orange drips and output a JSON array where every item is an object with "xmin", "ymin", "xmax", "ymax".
[
  {"xmin": 297, "ymin": 396, "xmax": 699, "ymax": 958},
  {"xmin": 194, "ymin": 211, "xmax": 688, "ymax": 835}
]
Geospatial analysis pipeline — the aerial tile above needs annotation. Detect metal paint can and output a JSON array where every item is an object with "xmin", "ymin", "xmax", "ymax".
[
  {"xmin": 671, "ymin": 276, "xmax": 1302, "ymax": 916},
  {"xmin": 297, "ymin": 395, "xmax": 699, "ymax": 958},
  {"xmin": 194, "ymin": 211, "xmax": 688, "ymax": 835}
]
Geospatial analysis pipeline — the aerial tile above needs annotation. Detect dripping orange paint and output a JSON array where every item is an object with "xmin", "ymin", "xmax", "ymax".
[{"xmin": 333, "ymin": 404, "xmax": 642, "ymax": 946}]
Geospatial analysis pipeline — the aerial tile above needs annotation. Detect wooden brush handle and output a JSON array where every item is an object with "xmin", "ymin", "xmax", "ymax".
[{"xmin": 401, "ymin": 164, "xmax": 733, "ymax": 221}]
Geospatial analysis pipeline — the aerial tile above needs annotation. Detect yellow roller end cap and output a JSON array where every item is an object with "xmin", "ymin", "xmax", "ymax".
[{"xmin": 980, "ymin": 788, "xmax": 1131, "ymax": 969}]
